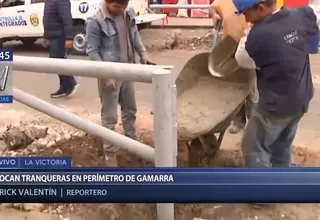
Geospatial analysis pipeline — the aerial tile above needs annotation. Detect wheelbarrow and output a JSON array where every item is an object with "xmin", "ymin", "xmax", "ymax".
[{"xmin": 176, "ymin": 21, "xmax": 255, "ymax": 167}]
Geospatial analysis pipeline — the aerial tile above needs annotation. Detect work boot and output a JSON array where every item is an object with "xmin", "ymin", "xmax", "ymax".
[{"xmin": 228, "ymin": 121, "xmax": 245, "ymax": 134}]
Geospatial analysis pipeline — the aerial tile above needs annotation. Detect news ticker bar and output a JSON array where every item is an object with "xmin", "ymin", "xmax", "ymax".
[
  {"xmin": 1, "ymin": 185, "xmax": 320, "ymax": 203},
  {"xmin": 0, "ymin": 157, "xmax": 71, "ymax": 168},
  {"xmin": 1, "ymin": 168, "xmax": 320, "ymax": 202},
  {"xmin": 1, "ymin": 168, "xmax": 320, "ymax": 185}
]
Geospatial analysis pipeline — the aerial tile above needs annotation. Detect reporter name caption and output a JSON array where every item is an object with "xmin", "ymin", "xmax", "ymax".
[
  {"xmin": 2, "ymin": 168, "xmax": 320, "ymax": 203},
  {"xmin": 0, "ymin": 171, "xmax": 176, "ymax": 202}
]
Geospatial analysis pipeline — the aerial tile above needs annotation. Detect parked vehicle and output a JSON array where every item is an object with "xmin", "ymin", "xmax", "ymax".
[{"xmin": 0, "ymin": 0, "xmax": 166, "ymax": 54}]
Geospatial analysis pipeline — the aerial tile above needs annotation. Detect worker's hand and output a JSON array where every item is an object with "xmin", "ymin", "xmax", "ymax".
[
  {"xmin": 141, "ymin": 55, "xmax": 156, "ymax": 65},
  {"xmin": 208, "ymin": 4, "xmax": 216, "ymax": 18},
  {"xmin": 211, "ymin": 12, "xmax": 221, "ymax": 21},
  {"xmin": 65, "ymin": 40, "xmax": 73, "ymax": 48},
  {"xmin": 105, "ymin": 79, "xmax": 117, "ymax": 89},
  {"xmin": 208, "ymin": 5, "xmax": 220, "ymax": 18},
  {"xmin": 208, "ymin": 6, "xmax": 221, "ymax": 27}
]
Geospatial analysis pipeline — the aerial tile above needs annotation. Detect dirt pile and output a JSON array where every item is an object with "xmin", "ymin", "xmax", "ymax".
[
  {"xmin": 168, "ymin": 30, "xmax": 223, "ymax": 51},
  {"xmin": 177, "ymin": 35, "xmax": 214, "ymax": 51},
  {"xmin": 144, "ymin": 30, "xmax": 222, "ymax": 51},
  {"xmin": 0, "ymin": 123, "xmax": 86, "ymax": 157}
]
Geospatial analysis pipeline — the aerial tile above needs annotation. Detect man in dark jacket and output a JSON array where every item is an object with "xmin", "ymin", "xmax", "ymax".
[
  {"xmin": 43, "ymin": 0, "xmax": 78, "ymax": 98},
  {"xmin": 233, "ymin": 0, "xmax": 319, "ymax": 167}
]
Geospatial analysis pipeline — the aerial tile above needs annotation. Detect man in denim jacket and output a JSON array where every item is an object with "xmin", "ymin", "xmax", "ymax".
[{"xmin": 85, "ymin": 0, "xmax": 153, "ymax": 165}]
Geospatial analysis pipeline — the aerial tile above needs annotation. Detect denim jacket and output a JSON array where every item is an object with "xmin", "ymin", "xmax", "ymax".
[{"xmin": 85, "ymin": 7, "xmax": 147, "ymax": 63}]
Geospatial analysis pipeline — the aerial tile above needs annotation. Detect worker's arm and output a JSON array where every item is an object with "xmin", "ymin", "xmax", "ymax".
[
  {"xmin": 127, "ymin": 7, "xmax": 148, "ymax": 59},
  {"xmin": 234, "ymin": 31, "xmax": 259, "ymax": 104},
  {"xmin": 235, "ymin": 30, "xmax": 259, "ymax": 104},
  {"xmin": 133, "ymin": 28, "xmax": 148, "ymax": 59},
  {"xmin": 85, "ymin": 19, "xmax": 103, "ymax": 61},
  {"xmin": 208, "ymin": 2, "xmax": 222, "ymax": 26},
  {"xmin": 56, "ymin": 0, "xmax": 73, "ymax": 40},
  {"xmin": 234, "ymin": 34, "xmax": 257, "ymax": 69}
]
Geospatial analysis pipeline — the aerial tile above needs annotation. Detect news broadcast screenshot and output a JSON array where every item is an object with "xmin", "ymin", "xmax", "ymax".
[{"xmin": 2, "ymin": 0, "xmax": 320, "ymax": 218}]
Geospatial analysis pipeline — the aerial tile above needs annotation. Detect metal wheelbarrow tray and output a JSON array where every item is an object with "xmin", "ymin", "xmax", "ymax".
[{"xmin": 176, "ymin": 52, "xmax": 251, "ymax": 166}]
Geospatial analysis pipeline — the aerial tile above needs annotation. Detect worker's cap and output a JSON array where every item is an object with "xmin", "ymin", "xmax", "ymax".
[{"xmin": 233, "ymin": 0, "xmax": 268, "ymax": 15}]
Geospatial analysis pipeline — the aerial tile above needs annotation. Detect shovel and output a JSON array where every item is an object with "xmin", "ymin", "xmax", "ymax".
[{"xmin": 208, "ymin": 19, "xmax": 241, "ymax": 78}]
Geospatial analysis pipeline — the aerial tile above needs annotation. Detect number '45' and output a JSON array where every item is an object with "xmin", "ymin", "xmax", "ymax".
[{"xmin": 0, "ymin": 52, "xmax": 11, "ymax": 60}]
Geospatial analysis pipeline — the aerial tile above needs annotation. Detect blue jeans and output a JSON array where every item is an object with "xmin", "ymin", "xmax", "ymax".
[
  {"xmin": 241, "ymin": 106, "xmax": 304, "ymax": 167},
  {"xmin": 48, "ymin": 37, "xmax": 76, "ymax": 91}
]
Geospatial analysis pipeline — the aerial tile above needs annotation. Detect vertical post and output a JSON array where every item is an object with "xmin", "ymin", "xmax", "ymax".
[
  {"xmin": 171, "ymin": 72, "xmax": 178, "ymax": 166},
  {"xmin": 152, "ymin": 69, "xmax": 175, "ymax": 220}
]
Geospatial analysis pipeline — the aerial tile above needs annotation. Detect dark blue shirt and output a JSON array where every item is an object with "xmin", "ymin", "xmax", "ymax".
[
  {"xmin": 43, "ymin": 0, "xmax": 73, "ymax": 40},
  {"xmin": 246, "ymin": 6, "xmax": 318, "ymax": 116}
]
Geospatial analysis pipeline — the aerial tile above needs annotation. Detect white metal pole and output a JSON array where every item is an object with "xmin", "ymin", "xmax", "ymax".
[
  {"xmin": 150, "ymin": 4, "xmax": 210, "ymax": 9},
  {"xmin": 152, "ymin": 69, "xmax": 175, "ymax": 220},
  {"xmin": 171, "ymin": 74, "xmax": 178, "ymax": 166},
  {"xmin": 12, "ymin": 87, "xmax": 155, "ymax": 161},
  {"xmin": 13, "ymin": 56, "xmax": 174, "ymax": 83}
]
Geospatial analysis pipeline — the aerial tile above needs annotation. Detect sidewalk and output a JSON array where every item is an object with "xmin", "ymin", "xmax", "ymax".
[{"xmin": 152, "ymin": 17, "xmax": 213, "ymax": 28}]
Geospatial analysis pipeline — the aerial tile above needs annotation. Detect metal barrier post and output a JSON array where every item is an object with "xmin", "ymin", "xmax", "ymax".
[
  {"xmin": 13, "ymin": 56, "xmax": 174, "ymax": 83},
  {"xmin": 171, "ymin": 74, "xmax": 178, "ymax": 166},
  {"xmin": 12, "ymin": 87, "xmax": 155, "ymax": 161},
  {"xmin": 152, "ymin": 69, "xmax": 175, "ymax": 220}
]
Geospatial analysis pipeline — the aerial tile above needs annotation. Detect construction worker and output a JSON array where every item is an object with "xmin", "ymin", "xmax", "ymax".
[{"xmin": 233, "ymin": 0, "xmax": 319, "ymax": 167}]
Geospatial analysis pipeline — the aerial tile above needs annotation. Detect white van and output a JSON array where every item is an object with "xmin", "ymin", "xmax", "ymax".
[{"xmin": 0, "ymin": 0, "xmax": 166, "ymax": 54}]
